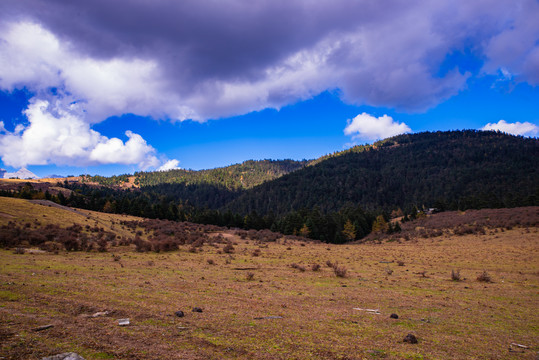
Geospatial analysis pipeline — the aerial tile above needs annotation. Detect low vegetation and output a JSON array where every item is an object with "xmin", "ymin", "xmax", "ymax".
[{"xmin": 0, "ymin": 197, "xmax": 538, "ymax": 359}]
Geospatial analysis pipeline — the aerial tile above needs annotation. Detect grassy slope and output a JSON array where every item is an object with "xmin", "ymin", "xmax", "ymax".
[{"xmin": 0, "ymin": 197, "xmax": 538, "ymax": 359}]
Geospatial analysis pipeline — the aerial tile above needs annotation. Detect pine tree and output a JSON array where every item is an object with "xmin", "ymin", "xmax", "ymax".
[{"xmin": 342, "ymin": 219, "xmax": 356, "ymax": 241}]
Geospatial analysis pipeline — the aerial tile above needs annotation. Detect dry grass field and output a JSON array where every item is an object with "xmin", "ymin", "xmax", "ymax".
[{"xmin": 0, "ymin": 197, "xmax": 538, "ymax": 359}]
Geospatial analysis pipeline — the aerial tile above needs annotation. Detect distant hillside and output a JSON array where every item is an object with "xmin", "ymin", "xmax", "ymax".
[
  {"xmin": 85, "ymin": 159, "xmax": 307, "ymax": 189},
  {"xmin": 4, "ymin": 130, "xmax": 537, "ymax": 244},
  {"xmin": 224, "ymin": 130, "xmax": 539, "ymax": 215}
]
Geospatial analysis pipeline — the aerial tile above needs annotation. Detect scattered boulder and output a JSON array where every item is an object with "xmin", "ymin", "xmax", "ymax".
[
  {"xmin": 192, "ymin": 307, "xmax": 203, "ymax": 313},
  {"xmin": 403, "ymin": 333, "xmax": 418, "ymax": 344},
  {"xmin": 390, "ymin": 313, "xmax": 399, "ymax": 319},
  {"xmin": 42, "ymin": 353, "xmax": 85, "ymax": 360},
  {"xmin": 175, "ymin": 310, "xmax": 185, "ymax": 317}
]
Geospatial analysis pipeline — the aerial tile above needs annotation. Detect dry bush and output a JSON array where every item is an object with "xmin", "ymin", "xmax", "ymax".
[
  {"xmin": 397, "ymin": 260, "xmax": 405, "ymax": 266},
  {"xmin": 207, "ymin": 259, "xmax": 215, "ymax": 265},
  {"xmin": 246, "ymin": 272, "xmax": 255, "ymax": 281},
  {"xmin": 223, "ymin": 243, "xmax": 235, "ymax": 254},
  {"xmin": 311, "ymin": 264, "xmax": 321, "ymax": 271},
  {"xmin": 290, "ymin": 263, "xmax": 306, "ymax": 272},
  {"xmin": 451, "ymin": 269, "xmax": 462, "ymax": 281},
  {"xmin": 477, "ymin": 270, "xmax": 492, "ymax": 283},
  {"xmin": 252, "ymin": 249, "xmax": 261, "ymax": 257},
  {"xmin": 13, "ymin": 247, "xmax": 25, "ymax": 254},
  {"xmin": 333, "ymin": 265, "xmax": 348, "ymax": 278}
]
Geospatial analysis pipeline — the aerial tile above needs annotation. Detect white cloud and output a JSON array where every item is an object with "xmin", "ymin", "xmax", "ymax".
[
  {"xmin": 344, "ymin": 113, "xmax": 411, "ymax": 141},
  {"xmin": 0, "ymin": 22, "xmax": 185, "ymax": 123},
  {"xmin": 481, "ymin": 120, "xmax": 539, "ymax": 137},
  {"xmin": 0, "ymin": 100, "xmax": 160, "ymax": 169},
  {"xmin": 0, "ymin": 121, "xmax": 6, "ymax": 133},
  {"xmin": 158, "ymin": 159, "xmax": 181, "ymax": 171}
]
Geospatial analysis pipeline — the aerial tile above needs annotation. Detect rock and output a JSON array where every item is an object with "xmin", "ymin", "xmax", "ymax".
[
  {"xmin": 390, "ymin": 313, "xmax": 399, "ymax": 319},
  {"xmin": 192, "ymin": 307, "xmax": 203, "ymax": 313},
  {"xmin": 118, "ymin": 318, "xmax": 130, "ymax": 326},
  {"xmin": 175, "ymin": 311, "xmax": 185, "ymax": 317},
  {"xmin": 91, "ymin": 311, "xmax": 110, "ymax": 318},
  {"xmin": 33, "ymin": 324, "xmax": 54, "ymax": 332},
  {"xmin": 254, "ymin": 316, "xmax": 283, "ymax": 320},
  {"xmin": 42, "ymin": 353, "xmax": 86, "ymax": 360},
  {"xmin": 403, "ymin": 333, "xmax": 418, "ymax": 344}
]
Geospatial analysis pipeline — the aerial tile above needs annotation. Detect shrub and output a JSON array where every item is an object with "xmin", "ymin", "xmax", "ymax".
[
  {"xmin": 207, "ymin": 259, "xmax": 215, "ymax": 265},
  {"xmin": 451, "ymin": 269, "xmax": 461, "ymax": 281},
  {"xmin": 333, "ymin": 265, "xmax": 347, "ymax": 278},
  {"xmin": 311, "ymin": 264, "xmax": 321, "ymax": 271},
  {"xmin": 290, "ymin": 263, "xmax": 306, "ymax": 272},
  {"xmin": 223, "ymin": 243, "xmax": 235, "ymax": 254},
  {"xmin": 477, "ymin": 270, "xmax": 492, "ymax": 283},
  {"xmin": 246, "ymin": 272, "xmax": 255, "ymax": 281}
]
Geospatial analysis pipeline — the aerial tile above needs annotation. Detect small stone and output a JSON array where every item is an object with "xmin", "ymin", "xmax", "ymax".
[
  {"xmin": 41, "ymin": 353, "xmax": 86, "ymax": 360},
  {"xmin": 390, "ymin": 313, "xmax": 399, "ymax": 319},
  {"xmin": 192, "ymin": 307, "xmax": 203, "ymax": 313},
  {"xmin": 175, "ymin": 311, "xmax": 185, "ymax": 317},
  {"xmin": 403, "ymin": 333, "xmax": 418, "ymax": 344},
  {"xmin": 118, "ymin": 318, "xmax": 130, "ymax": 326}
]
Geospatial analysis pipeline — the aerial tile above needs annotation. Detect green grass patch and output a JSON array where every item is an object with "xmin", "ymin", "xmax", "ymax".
[{"xmin": 0, "ymin": 290, "xmax": 23, "ymax": 301}]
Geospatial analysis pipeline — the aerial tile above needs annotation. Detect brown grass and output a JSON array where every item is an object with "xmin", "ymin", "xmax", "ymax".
[{"xmin": 0, "ymin": 197, "xmax": 538, "ymax": 359}]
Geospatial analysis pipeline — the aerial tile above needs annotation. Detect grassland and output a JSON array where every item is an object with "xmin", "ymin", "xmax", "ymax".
[{"xmin": 0, "ymin": 197, "xmax": 538, "ymax": 359}]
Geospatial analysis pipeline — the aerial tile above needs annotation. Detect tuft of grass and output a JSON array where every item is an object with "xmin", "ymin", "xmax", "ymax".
[{"xmin": 451, "ymin": 269, "xmax": 461, "ymax": 281}]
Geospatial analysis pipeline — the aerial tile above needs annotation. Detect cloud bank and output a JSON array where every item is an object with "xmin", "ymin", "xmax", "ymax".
[
  {"xmin": 344, "ymin": 113, "xmax": 411, "ymax": 141},
  {"xmin": 0, "ymin": 100, "xmax": 161, "ymax": 169},
  {"xmin": 481, "ymin": 120, "xmax": 539, "ymax": 137},
  {"xmin": 0, "ymin": 0, "xmax": 537, "ymax": 168}
]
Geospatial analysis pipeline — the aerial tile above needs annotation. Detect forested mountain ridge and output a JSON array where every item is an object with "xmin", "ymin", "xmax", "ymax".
[
  {"xmin": 224, "ymin": 130, "xmax": 539, "ymax": 215},
  {"xmin": 85, "ymin": 159, "xmax": 308, "ymax": 189},
  {"xmin": 3, "ymin": 130, "xmax": 537, "ymax": 243}
]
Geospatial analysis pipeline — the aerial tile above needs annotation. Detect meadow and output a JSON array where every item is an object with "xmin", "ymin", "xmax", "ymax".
[{"xmin": 0, "ymin": 197, "xmax": 537, "ymax": 359}]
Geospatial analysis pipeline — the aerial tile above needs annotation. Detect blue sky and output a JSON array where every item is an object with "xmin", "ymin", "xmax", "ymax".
[{"xmin": 0, "ymin": 1, "xmax": 538, "ymax": 177}]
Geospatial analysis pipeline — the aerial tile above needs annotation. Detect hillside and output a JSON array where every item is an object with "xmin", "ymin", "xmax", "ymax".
[
  {"xmin": 225, "ymin": 130, "xmax": 539, "ymax": 215},
  {"xmin": 84, "ymin": 159, "xmax": 307, "ymax": 189},
  {"xmin": 1, "ymin": 130, "xmax": 537, "ymax": 243}
]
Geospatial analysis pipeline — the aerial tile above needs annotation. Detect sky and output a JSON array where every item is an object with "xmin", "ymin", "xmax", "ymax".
[{"xmin": 0, "ymin": 0, "xmax": 538, "ymax": 177}]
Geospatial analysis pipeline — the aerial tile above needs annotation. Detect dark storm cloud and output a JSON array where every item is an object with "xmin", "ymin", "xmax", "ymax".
[{"xmin": 0, "ymin": 0, "xmax": 537, "ymax": 120}]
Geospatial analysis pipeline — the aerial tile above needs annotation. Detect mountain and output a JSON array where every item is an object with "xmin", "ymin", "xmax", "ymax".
[
  {"xmin": 5, "ymin": 130, "xmax": 537, "ymax": 243},
  {"xmin": 223, "ymin": 130, "xmax": 539, "ymax": 215},
  {"xmin": 3, "ymin": 168, "xmax": 40, "ymax": 180},
  {"xmin": 85, "ymin": 159, "xmax": 307, "ymax": 189}
]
